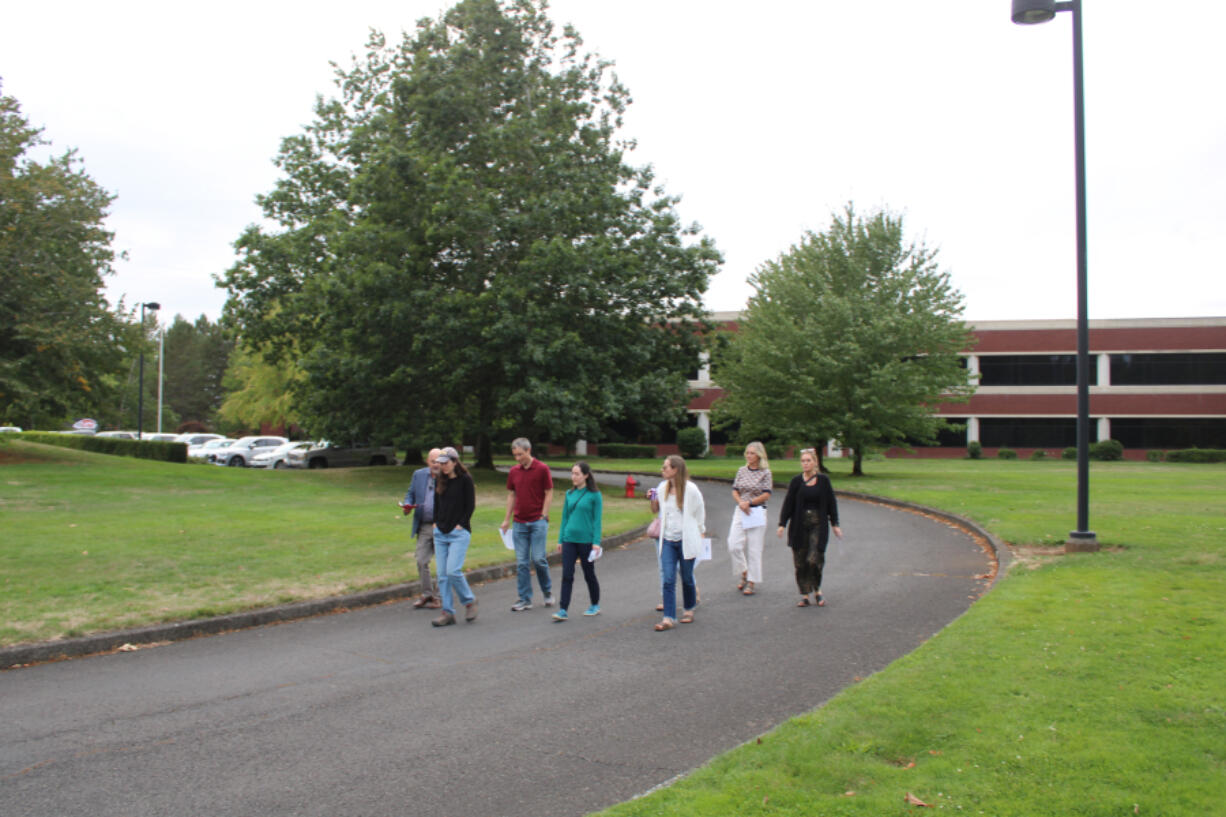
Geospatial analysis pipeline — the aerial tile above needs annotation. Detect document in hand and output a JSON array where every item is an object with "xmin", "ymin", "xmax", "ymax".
[
  {"xmin": 697, "ymin": 537, "xmax": 713, "ymax": 563},
  {"xmin": 740, "ymin": 506, "xmax": 767, "ymax": 529},
  {"xmin": 500, "ymin": 528, "xmax": 515, "ymax": 550}
]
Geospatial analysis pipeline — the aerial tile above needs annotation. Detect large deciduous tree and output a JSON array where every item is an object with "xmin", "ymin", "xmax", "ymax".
[
  {"xmin": 0, "ymin": 85, "xmax": 138, "ymax": 429},
  {"xmin": 161, "ymin": 314, "xmax": 234, "ymax": 428},
  {"xmin": 712, "ymin": 205, "xmax": 975, "ymax": 476},
  {"xmin": 220, "ymin": 0, "xmax": 720, "ymax": 465}
]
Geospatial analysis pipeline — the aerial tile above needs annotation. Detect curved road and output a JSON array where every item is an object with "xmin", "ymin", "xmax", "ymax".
[{"xmin": 1, "ymin": 476, "xmax": 994, "ymax": 817}]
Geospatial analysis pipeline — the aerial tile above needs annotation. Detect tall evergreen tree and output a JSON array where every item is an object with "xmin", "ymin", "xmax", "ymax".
[
  {"xmin": 220, "ymin": 0, "xmax": 720, "ymax": 465},
  {"xmin": 162, "ymin": 314, "xmax": 233, "ymax": 428},
  {"xmin": 712, "ymin": 205, "xmax": 975, "ymax": 476}
]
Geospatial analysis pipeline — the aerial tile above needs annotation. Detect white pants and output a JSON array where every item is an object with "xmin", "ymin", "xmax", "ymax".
[{"xmin": 727, "ymin": 511, "xmax": 766, "ymax": 584}]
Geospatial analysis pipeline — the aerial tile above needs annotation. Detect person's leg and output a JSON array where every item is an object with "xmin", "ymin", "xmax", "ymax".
[
  {"xmin": 792, "ymin": 546, "xmax": 812, "ymax": 596},
  {"xmin": 529, "ymin": 519, "xmax": 552, "ymax": 597},
  {"xmin": 559, "ymin": 541, "xmax": 578, "ymax": 611},
  {"xmin": 659, "ymin": 539, "xmax": 681, "ymax": 620},
  {"xmin": 745, "ymin": 522, "xmax": 766, "ymax": 585},
  {"xmin": 814, "ymin": 537, "xmax": 829, "ymax": 602},
  {"xmin": 434, "ymin": 532, "xmax": 454, "ymax": 614},
  {"xmin": 727, "ymin": 514, "xmax": 748, "ymax": 584},
  {"xmin": 415, "ymin": 526, "xmax": 437, "ymax": 598},
  {"xmin": 445, "ymin": 528, "xmax": 475, "ymax": 607},
  {"xmin": 679, "ymin": 556, "xmax": 697, "ymax": 612},
  {"xmin": 512, "ymin": 521, "xmax": 532, "ymax": 603},
  {"xmin": 576, "ymin": 543, "xmax": 599, "ymax": 606}
]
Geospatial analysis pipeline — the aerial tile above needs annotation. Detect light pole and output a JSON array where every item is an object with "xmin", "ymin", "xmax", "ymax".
[
  {"xmin": 137, "ymin": 301, "xmax": 160, "ymax": 440},
  {"xmin": 1011, "ymin": 0, "xmax": 1098, "ymax": 551}
]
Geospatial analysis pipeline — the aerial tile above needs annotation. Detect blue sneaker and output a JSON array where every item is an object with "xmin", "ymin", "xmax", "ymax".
[
  {"xmin": 552, "ymin": 609, "xmax": 568, "ymax": 621},
  {"xmin": 583, "ymin": 604, "xmax": 600, "ymax": 617}
]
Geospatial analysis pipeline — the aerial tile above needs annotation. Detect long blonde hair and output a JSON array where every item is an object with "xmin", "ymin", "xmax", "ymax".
[
  {"xmin": 745, "ymin": 440, "xmax": 770, "ymax": 471},
  {"xmin": 662, "ymin": 454, "xmax": 689, "ymax": 511}
]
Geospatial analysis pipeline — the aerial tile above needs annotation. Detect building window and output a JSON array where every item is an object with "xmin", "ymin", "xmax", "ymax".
[
  {"xmin": 907, "ymin": 418, "xmax": 968, "ymax": 447},
  {"xmin": 1110, "ymin": 353, "xmax": 1226, "ymax": 386},
  {"xmin": 1109, "ymin": 418, "xmax": 1226, "ymax": 449},
  {"xmin": 979, "ymin": 418, "xmax": 1077, "ymax": 448},
  {"xmin": 977, "ymin": 355, "xmax": 1098, "ymax": 387}
]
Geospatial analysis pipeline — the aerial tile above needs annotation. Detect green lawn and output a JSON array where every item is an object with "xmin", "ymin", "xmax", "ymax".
[
  {"xmin": 0, "ymin": 440, "xmax": 650, "ymax": 645},
  {"xmin": 584, "ymin": 455, "xmax": 1226, "ymax": 817}
]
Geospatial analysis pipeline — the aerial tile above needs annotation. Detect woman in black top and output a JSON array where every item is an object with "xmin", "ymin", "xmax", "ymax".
[
  {"xmin": 431, "ymin": 446, "xmax": 478, "ymax": 627},
  {"xmin": 777, "ymin": 448, "xmax": 843, "ymax": 607}
]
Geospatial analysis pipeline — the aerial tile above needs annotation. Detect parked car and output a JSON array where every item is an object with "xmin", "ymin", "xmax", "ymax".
[
  {"xmin": 96, "ymin": 430, "xmax": 137, "ymax": 439},
  {"xmin": 287, "ymin": 441, "xmax": 396, "ymax": 469},
  {"xmin": 189, "ymin": 438, "xmax": 235, "ymax": 460},
  {"xmin": 213, "ymin": 435, "xmax": 288, "ymax": 467},
  {"xmin": 176, "ymin": 433, "xmax": 224, "ymax": 447},
  {"xmin": 0, "ymin": 426, "xmax": 21, "ymax": 433},
  {"xmin": 250, "ymin": 440, "xmax": 314, "ymax": 469},
  {"xmin": 143, "ymin": 433, "xmax": 180, "ymax": 442}
]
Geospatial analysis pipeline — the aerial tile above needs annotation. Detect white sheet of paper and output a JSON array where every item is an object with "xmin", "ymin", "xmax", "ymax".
[
  {"xmin": 740, "ymin": 506, "xmax": 767, "ymax": 529},
  {"xmin": 587, "ymin": 545, "xmax": 603, "ymax": 562},
  {"xmin": 500, "ymin": 528, "xmax": 514, "ymax": 550},
  {"xmin": 697, "ymin": 537, "xmax": 713, "ymax": 563}
]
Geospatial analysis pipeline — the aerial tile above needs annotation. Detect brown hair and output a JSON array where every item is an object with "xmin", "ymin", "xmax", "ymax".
[{"xmin": 661, "ymin": 454, "xmax": 689, "ymax": 511}]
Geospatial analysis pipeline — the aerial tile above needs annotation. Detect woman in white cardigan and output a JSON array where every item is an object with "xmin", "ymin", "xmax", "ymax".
[{"xmin": 650, "ymin": 454, "xmax": 705, "ymax": 631}]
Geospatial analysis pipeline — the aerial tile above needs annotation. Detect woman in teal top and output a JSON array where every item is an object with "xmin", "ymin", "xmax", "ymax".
[{"xmin": 553, "ymin": 461, "xmax": 603, "ymax": 621}]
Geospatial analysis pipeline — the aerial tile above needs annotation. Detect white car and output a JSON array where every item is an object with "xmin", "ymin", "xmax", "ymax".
[
  {"xmin": 143, "ymin": 433, "xmax": 180, "ymax": 442},
  {"xmin": 189, "ymin": 438, "xmax": 235, "ymax": 460},
  {"xmin": 250, "ymin": 441, "xmax": 313, "ymax": 469},
  {"xmin": 177, "ymin": 433, "xmax": 224, "ymax": 447},
  {"xmin": 0, "ymin": 426, "xmax": 21, "ymax": 433},
  {"xmin": 96, "ymin": 430, "xmax": 137, "ymax": 439},
  {"xmin": 214, "ymin": 435, "xmax": 289, "ymax": 467}
]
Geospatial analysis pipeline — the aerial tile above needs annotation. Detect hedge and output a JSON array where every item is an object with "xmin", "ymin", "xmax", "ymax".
[
  {"xmin": 596, "ymin": 443, "xmax": 657, "ymax": 459},
  {"xmin": 1164, "ymin": 448, "xmax": 1226, "ymax": 463},
  {"xmin": 15, "ymin": 432, "xmax": 188, "ymax": 463},
  {"xmin": 676, "ymin": 427, "xmax": 708, "ymax": 459}
]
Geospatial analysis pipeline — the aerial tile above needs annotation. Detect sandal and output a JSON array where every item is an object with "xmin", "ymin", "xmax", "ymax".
[
  {"xmin": 797, "ymin": 597, "xmax": 812, "ymax": 607},
  {"xmin": 742, "ymin": 582, "xmax": 755, "ymax": 596},
  {"xmin": 654, "ymin": 618, "xmax": 676, "ymax": 631},
  {"xmin": 679, "ymin": 611, "xmax": 695, "ymax": 624},
  {"xmin": 736, "ymin": 572, "xmax": 747, "ymax": 591},
  {"xmin": 815, "ymin": 593, "xmax": 826, "ymax": 607},
  {"xmin": 655, "ymin": 602, "xmax": 664, "ymax": 612}
]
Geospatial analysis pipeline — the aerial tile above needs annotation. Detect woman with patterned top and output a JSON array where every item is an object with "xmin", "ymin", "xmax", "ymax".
[
  {"xmin": 776, "ymin": 448, "xmax": 843, "ymax": 608},
  {"xmin": 727, "ymin": 441, "xmax": 773, "ymax": 595}
]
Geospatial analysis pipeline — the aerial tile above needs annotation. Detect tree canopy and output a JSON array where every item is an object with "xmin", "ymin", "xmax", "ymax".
[
  {"xmin": 0, "ymin": 84, "xmax": 138, "ymax": 429},
  {"xmin": 219, "ymin": 0, "xmax": 720, "ymax": 464},
  {"xmin": 712, "ymin": 205, "xmax": 975, "ymax": 475},
  {"xmin": 162, "ymin": 314, "xmax": 234, "ymax": 428}
]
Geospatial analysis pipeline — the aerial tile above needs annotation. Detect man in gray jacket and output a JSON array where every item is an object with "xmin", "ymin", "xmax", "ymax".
[{"xmin": 403, "ymin": 448, "xmax": 443, "ymax": 609}]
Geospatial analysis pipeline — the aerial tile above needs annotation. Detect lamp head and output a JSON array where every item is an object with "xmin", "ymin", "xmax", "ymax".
[
  {"xmin": 143, "ymin": 302, "xmax": 161, "ymax": 310},
  {"xmin": 1012, "ymin": 0, "xmax": 1057, "ymax": 24}
]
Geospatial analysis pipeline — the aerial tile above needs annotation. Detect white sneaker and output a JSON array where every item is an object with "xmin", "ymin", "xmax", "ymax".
[
  {"xmin": 543, "ymin": 594, "xmax": 556, "ymax": 608},
  {"xmin": 510, "ymin": 599, "xmax": 532, "ymax": 612}
]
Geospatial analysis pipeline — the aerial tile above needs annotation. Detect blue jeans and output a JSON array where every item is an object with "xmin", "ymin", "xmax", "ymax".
[
  {"xmin": 434, "ymin": 526, "xmax": 475, "ymax": 615},
  {"xmin": 513, "ymin": 519, "xmax": 552, "ymax": 602},
  {"xmin": 659, "ymin": 538, "xmax": 696, "ymax": 620}
]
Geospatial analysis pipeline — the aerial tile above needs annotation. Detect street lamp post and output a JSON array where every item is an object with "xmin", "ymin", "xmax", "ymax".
[
  {"xmin": 1011, "ymin": 0, "xmax": 1098, "ymax": 552},
  {"xmin": 137, "ymin": 301, "xmax": 161, "ymax": 440}
]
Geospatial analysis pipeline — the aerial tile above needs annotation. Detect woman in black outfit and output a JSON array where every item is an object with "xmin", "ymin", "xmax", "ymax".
[{"xmin": 776, "ymin": 448, "xmax": 843, "ymax": 607}]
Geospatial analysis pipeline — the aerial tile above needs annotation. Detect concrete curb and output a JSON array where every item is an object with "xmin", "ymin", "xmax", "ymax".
[{"xmin": 0, "ymin": 525, "xmax": 648, "ymax": 670}]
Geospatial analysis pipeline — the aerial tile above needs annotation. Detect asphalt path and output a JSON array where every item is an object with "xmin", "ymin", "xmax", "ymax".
[{"xmin": 1, "ymin": 474, "xmax": 994, "ymax": 817}]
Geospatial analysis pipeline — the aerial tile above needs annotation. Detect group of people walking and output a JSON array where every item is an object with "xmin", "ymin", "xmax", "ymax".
[{"xmin": 400, "ymin": 439, "xmax": 842, "ymax": 631}]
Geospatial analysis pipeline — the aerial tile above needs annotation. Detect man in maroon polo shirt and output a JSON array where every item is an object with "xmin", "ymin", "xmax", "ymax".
[{"xmin": 500, "ymin": 437, "xmax": 554, "ymax": 611}]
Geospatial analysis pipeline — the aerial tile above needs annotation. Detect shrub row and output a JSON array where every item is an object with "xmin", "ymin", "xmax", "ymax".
[
  {"xmin": 16, "ymin": 432, "xmax": 188, "ymax": 463},
  {"xmin": 596, "ymin": 443, "xmax": 658, "ymax": 459},
  {"xmin": 1164, "ymin": 448, "xmax": 1226, "ymax": 463}
]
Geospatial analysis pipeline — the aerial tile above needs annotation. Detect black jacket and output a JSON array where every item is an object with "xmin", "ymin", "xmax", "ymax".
[
  {"xmin": 433, "ymin": 472, "xmax": 475, "ymax": 533},
  {"xmin": 778, "ymin": 473, "xmax": 839, "ymax": 551}
]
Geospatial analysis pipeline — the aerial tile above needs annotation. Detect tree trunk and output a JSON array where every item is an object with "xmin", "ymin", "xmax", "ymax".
[
  {"xmin": 852, "ymin": 447, "xmax": 864, "ymax": 476},
  {"xmin": 816, "ymin": 445, "xmax": 829, "ymax": 474}
]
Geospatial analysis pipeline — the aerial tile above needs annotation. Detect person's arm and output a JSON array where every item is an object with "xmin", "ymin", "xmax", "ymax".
[
  {"xmin": 403, "ymin": 471, "xmax": 418, "ymax": 506},
  {"xmin": 691, "ymin": 481, "xmax": 706, "ymax": 535},
  {"xmin": 824, "ymin": 477, "xmax": 842, "ymax": 537},
  {"xmin": 591, "ymin": 491, "xmax": 603, "ymax": 544},
  {"xmin": 542, "ymin": 478, "xmax": 553, "ymax": 523},
  {"xmin": 501, "ymin": 490, "xmax": 516, "ymax": 533},
  {"xmin": 777, "ymin": 476, "xmax": 797, "ymax": 537},
  {"xmin": 558, "ymin": 491, "xmax": 570, "ymax": 544},
  {"xmin": 650, "ymin": 480, "xmax": 662, "ymax": 515}
]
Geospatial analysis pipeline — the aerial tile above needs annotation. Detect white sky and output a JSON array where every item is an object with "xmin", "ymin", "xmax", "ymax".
[{"xmin": 3, "ymin": 0, "xmax": 1224, "ymax": 327}]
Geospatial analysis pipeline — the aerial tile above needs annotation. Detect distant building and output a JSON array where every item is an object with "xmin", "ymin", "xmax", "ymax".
[{"xmin": 685, "ymin": 315, "xmax": 1226, "ymax": 458}]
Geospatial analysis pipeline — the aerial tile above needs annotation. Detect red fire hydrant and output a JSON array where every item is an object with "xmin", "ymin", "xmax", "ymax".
[{"xmin": 624, "ymin": 474, "xmax": 637, "ymax": 498}]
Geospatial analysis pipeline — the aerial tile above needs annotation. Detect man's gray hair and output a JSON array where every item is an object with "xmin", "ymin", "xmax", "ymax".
[{"xmin": 510, "ymin": 437, "xmax": 532, "ymax": 453}]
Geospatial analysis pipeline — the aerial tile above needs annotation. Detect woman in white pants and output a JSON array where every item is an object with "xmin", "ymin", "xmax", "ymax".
[{"xmin": 727, "ymin": 441, "xmax": 773, "ymax": 595}]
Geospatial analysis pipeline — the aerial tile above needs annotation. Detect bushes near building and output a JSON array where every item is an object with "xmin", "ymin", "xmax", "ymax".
[
  {"xmin": 597, "ymin": 443, "xmax": 658, "ymax": 459},
  {"xmin": 15, "ymin": 432, "xmax": 187, "ymax": 463},
  {"xmin": 997, "ymin": 447, "xmax": 1018, "ymax": 460},
  {"xmin": 1165, "ymin": 448, "xmax": 1226, "ymax": 463}
]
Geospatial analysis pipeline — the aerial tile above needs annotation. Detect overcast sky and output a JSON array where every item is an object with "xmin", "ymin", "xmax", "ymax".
[{"xmin": 4, "ymin": 0, "xmax": 1224, "ymax": 327}]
